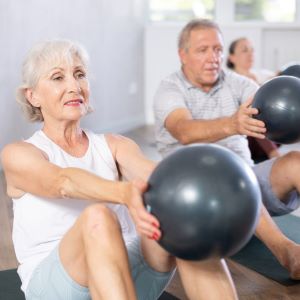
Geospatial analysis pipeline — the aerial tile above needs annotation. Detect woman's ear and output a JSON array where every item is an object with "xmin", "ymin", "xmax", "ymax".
[
  {"xmin": 228, "ymin": 53, "xmax": 237, "ymax": 66},
  {"xmin": 25, "ymin": 88, "xmax": 40, "ymax": 107},
  {"xmin": 228, "ymin": 54, "xmax": 234, "ymax": 64}
]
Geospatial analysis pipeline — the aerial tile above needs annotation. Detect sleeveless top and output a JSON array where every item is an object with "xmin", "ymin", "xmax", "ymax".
[{"xmin": 12, "ymin": 130, "xmax": 137, "ymax": 292}]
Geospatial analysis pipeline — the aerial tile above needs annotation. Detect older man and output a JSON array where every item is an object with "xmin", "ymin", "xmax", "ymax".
[{"xmin": 154, "ymin": 18, "xmax": 300, "ymax": 279}]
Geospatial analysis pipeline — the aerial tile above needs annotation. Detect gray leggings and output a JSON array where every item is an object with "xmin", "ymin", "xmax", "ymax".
[{"xmin": 26, "ymin": 238, "xmax": 175, "ymax": 300}]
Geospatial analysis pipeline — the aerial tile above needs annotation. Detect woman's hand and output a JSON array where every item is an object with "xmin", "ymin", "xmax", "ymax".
[{"xmin": 122, "ymin": 180, "xmax": 161, "ymax": 241}]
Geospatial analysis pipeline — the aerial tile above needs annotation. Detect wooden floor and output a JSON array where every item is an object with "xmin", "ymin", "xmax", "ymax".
[{"xmin": 1, "ymin": 125, "xmax": 300, "ymax": 299}]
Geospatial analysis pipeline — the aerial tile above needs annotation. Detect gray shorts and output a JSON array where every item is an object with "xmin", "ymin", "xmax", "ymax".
[
  {"xmin": 26, "ymin": 238, "xmax": 174, "ymax": 300},
  {"xmin": 253, "ymin": 158, "xmax": 300, "ymax": 216}
]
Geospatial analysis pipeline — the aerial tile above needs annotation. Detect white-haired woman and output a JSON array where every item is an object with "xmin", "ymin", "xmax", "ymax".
[{"xmin": 1, "ymin": 39, "xmax": 238, "ymax": 300}]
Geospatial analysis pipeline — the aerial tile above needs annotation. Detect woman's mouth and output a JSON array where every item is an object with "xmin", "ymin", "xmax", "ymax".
[{"xmin": 64, "ymin": 99, "xmax": 83, "ymax": 106}]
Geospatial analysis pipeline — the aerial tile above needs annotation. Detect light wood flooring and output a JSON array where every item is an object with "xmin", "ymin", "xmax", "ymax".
[{"xmin": 1, "ymin": 125, "xmax": 300, "ymax": 299}]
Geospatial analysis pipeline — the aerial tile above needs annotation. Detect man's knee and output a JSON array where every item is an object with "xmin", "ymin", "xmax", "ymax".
[
  {"xmin": 273, "ymin": 151, "xmax": 300, "ymax": 175},
  {"xmin": 282, "ymin": 151, "xmax": 300, "ymax": 164}
]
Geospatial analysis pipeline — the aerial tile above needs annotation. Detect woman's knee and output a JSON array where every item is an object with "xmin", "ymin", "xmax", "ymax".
[{"xmin": 81, "ymin": 204, "xmax": 120, "ymax": 237}]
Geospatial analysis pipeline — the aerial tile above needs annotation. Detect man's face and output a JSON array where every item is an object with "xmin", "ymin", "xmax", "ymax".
[{"xmin": 179, "ymin": 28, "xmax": 224, "ymax": 91}]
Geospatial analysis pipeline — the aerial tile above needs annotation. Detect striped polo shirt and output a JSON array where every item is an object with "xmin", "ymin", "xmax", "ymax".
[{"xmin": 153, "ymin": 69, "xmax": 259, "ymax": 166}]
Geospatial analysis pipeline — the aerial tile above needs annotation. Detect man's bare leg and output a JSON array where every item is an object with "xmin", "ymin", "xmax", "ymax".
[
  {"xmin": 255, "ymin": 151, "xmax": 300, "ymax": 279},
  {"xmin": 176, "ymin": 258, "xmax": 238, "ymax": 300},
  {"xmin": 255, "ymin": 205, "xmax": 300, "ymax": 279}
]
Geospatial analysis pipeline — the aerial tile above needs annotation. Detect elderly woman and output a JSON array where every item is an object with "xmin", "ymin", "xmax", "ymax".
[{"xmin": 1, "ymin": 40, "xmax": 238, "ymax": 300}]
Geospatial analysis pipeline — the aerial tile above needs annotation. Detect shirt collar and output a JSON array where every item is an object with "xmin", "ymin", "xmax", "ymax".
[{"xmin": 179, "ymin": 68, "xmax": 225, "ymax": 94}]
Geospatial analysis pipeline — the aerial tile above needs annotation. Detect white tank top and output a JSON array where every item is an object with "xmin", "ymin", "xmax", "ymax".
[{"xmin": 12, "ymin": 130, "xmax": 137, "ymax": 292}]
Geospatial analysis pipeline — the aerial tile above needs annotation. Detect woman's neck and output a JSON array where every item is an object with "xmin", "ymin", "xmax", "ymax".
[
  {"xmin": 234, "ymin": 67, "xmax": 257, "ymax": 83},
  {"xmin": 42, "ymin": 121, "xmax": 89, "ymax": 157},
  {"xmin": 234, "ymin": 66, "xmax": 250, "ymax": 76}
]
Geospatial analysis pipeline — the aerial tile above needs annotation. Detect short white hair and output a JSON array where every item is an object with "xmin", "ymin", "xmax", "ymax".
[{"xmin": 16, "ymin": 39, "xmax": 90, "ymax": 122}]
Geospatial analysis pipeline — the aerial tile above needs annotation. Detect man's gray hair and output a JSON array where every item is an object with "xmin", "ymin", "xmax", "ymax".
[{"xmin": 178, "ymin": 19, "xmax": 222, "ymax": 51}]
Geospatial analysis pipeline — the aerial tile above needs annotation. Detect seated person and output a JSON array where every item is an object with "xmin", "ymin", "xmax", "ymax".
[
  {"xmin": 154, "ymin": 19, "xmax": 300, "ymax": 280},
  {"xmin": 227, "ymin": 37, "xmax": 275, "ymax": 85},
  {"xmin": 226, "ymin": 37, "xmax": 280, "ymax": 163},
  {"xmin": 1, "ymin": 39, "xmax": 238, "ymax": 300}
]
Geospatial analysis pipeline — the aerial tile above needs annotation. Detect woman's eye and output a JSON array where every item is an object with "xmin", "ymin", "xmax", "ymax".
[
  {"xmin": 76, "ymin": 72, "xmax": 86, "ymax": 79},
  {"xmin": 53, "ymin": 76, "xmax": 63, "ymax": 81}
]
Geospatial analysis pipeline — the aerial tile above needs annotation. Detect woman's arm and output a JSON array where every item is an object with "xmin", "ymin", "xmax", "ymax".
[
  {"xmin": 105, "ymin": 134, "xmax": 156, "ymax": 182},
  {"xmin": 104, "ymin": 134, "xmax": 162, "ymax": 236},
  {"xmin": 1, "ymin": 141, "xmax": 134, "ymax": 204},
  {"xmin": 1, "ymin": 139, "xmax": 160, "ymax": 238}
]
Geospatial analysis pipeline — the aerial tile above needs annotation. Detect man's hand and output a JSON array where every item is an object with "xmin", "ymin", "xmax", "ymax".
[{"xmin": 230, "ymin": 97, "xmax": 266, "ymax": 138}]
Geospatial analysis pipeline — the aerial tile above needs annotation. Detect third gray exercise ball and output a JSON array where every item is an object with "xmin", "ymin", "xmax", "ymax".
[{"xmin": 252, "ymin": 75, "xmax": 300, "ymax": 144}]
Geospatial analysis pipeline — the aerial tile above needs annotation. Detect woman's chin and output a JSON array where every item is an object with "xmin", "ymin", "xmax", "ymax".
[{"xmin": 63, "ymin": 111, "xmax": 87, "ymax": 122}]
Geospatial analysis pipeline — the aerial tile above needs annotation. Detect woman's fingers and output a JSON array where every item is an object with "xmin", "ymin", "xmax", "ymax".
[
  {"xmin": 127, "ymin": 180, "xmax": 162, "ymax": 240},
  {"xmin": 130, "ymin": 200, "xmax": 161, "ymax": 239},
  {"xmin": 136, "ymin": 220, "xmax": 161, "ymax": 240}
]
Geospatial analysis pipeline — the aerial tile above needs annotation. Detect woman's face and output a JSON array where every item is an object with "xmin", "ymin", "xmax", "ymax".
[
  {"xmin": 28, "ymin": 56, "xmax": 90, "ymax": 123},
  {"xmin": 229, "ymin": 39, "xmax": 254, "ymax": 71}
]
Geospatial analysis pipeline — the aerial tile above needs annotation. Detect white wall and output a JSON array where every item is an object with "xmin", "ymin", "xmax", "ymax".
[
  {"xmin": 3, "ymin": 1, "xmax": 300, "ymax": 158},
  {"xmin": 262, "ymin": 27, "xmax": 300, "ymax": 70},
  {"xmin": 0, "ymin": 0, "xmax": 147, "ymax": 161},
  {"xmin": 144, "ymin": 23, "xmax": 300, "ymax": 124},
  {"xmin": 144, "ymin": 24, "xmax": 182, "ymax": 124}
]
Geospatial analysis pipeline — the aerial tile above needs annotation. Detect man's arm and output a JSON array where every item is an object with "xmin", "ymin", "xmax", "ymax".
[{"xmin": 165, "ymin": 98, "xmax": 266, "ymax": 145}]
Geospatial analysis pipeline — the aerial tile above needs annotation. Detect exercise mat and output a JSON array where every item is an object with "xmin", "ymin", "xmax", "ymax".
[
  {"xmin": 0, "ymin": 268, "xmax": 179, "ymax": 300},
  {"xmin": 231, "ymin": 214, "xmax": 300, "ymax": 286}
]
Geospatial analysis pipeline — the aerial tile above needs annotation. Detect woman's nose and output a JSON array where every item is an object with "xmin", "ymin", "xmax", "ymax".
[{"xmin": 67, "ymin": 77, "xmax": 81, "ymax": 93}]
